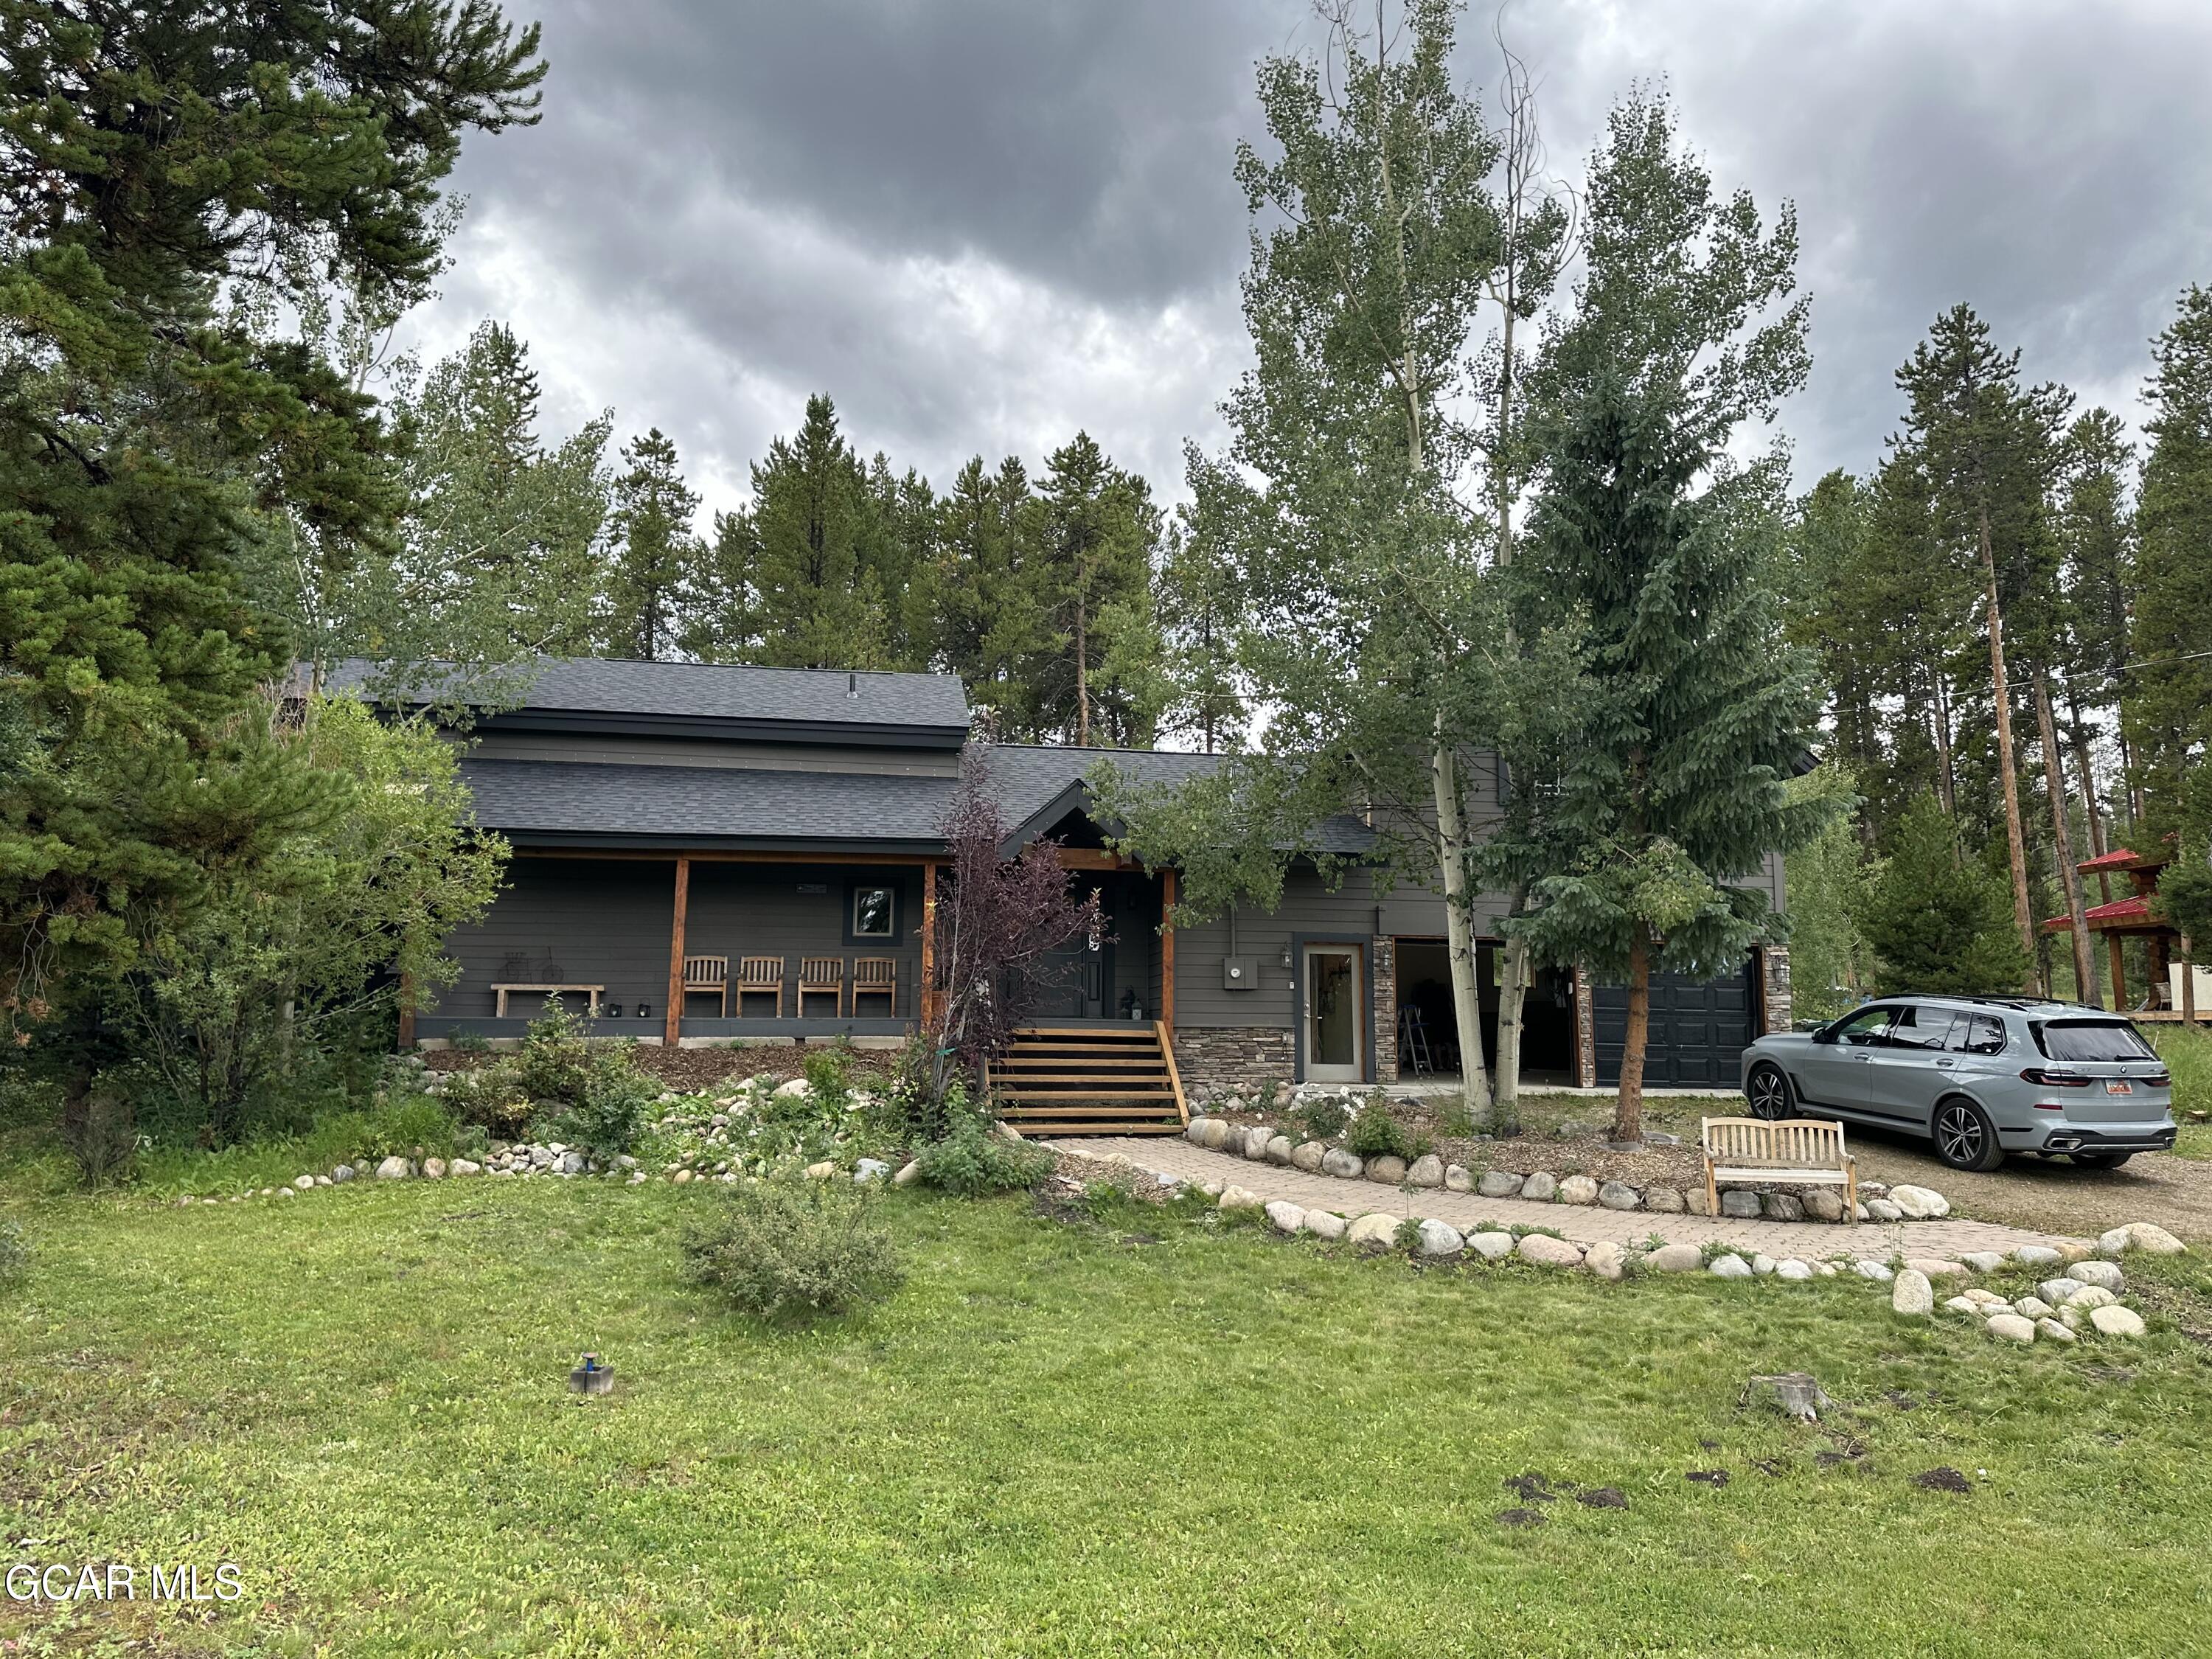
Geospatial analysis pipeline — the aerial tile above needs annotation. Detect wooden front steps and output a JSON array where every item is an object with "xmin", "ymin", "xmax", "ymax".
[{"xmin": 989, "ymin": 1020, "xmax": 1189, "ymax": 1136}]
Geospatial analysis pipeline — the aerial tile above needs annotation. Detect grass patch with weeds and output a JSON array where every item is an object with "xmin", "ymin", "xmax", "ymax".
[{"xmin": 4, "ymin": 1176, "xmax": 2212, "ymax": 1655}]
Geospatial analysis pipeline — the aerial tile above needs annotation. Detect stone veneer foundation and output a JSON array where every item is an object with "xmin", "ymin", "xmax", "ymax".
[{"xmin": 1172, "ymin": 1026, "xmax": 1295, "ymax": 1098}]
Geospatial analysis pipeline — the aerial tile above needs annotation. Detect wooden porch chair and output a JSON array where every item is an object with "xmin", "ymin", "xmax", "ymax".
[
  {"xmin": 734, "ymin": 955, "xmax": 785, "ymax": 1018},
  {"xmin": 796, "ymin": 956, "xmax": 844, "ymax": 1018},
  {"xmin": 682, "ymin": 954, "xmax": 728, "ymax": 1015},
  {"xmin": 852, "ymin": 956, "xmax": 897, "ymax": 1018}
]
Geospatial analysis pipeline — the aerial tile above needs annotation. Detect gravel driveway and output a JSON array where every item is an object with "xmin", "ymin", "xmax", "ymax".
[{"xmin": 1843, "ymin": 1127, "xmax": 2212, "ymax": 1241}]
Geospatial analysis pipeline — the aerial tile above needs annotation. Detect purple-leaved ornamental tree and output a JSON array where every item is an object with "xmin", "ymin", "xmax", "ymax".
[{"xmin": 920, "ymin": 749, "xmax": 1105, "ymax": 1116}]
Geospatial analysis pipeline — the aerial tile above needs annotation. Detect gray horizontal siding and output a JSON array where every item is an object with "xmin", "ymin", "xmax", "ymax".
[{"xmin": 430, "ymin": 857, "xmax": 926, "ymax": 1021}]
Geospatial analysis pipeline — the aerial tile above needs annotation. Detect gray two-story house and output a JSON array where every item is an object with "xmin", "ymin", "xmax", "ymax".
[{"xmin": 383, "ymin": 658, "xmax": 1792, "ymax": 1124}]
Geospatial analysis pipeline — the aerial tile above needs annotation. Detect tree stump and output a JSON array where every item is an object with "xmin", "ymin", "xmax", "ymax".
[{"xmin": 1740, "ymin": 1372, "xmax": 1834, "ymax": 1422}]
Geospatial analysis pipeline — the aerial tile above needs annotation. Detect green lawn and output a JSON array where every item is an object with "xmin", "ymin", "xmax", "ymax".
[{"xmin": 7, "ymin": 1179, "xmax": 2212, "ymax": 1656}]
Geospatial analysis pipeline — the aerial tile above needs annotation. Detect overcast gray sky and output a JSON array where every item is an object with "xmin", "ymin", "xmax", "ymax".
[{"xmin": 397, "ymin": 0, "xmax": 2212, "ymax": 521}]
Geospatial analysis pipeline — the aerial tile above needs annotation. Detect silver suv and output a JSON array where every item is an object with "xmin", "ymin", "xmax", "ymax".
[{"xmin": 1740, "ymin": 995, "xmax": 2177, "ymax": 1172}]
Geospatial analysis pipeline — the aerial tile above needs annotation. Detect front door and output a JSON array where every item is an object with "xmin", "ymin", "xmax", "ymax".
[{"xmin": 1303, "ymin": 945, "xmax": 1364, "ymax": 1083}]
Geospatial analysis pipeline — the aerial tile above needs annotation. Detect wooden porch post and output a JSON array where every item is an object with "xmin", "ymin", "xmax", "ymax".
[
  {"xmin": 665, "ymin": 855, "xmax": 690, "ymax": 1046},
  {"xmin": 1161, "ymin": 868, "xmax": 1177, "ymax": 1041},
  {"xmin": 919, "ymin": 860, "xmax": 938, "ymax": 1028},
  {"xmin": 397, "ymin": 969, "xmax": 416, "ymax": 1049},
  {"xmin": 2107, "ymin": 933, "xmax": 2126, "ymax": 1014},
  {"xmin": 2183, "ymin": 936, "xmax": 2199, "ymax": 1026}
]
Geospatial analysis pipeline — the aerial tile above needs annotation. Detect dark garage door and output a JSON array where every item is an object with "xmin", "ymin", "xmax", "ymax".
[{"xmin": 1593, "ymin": 961, "xmax": 1756, "ymax": 1088}]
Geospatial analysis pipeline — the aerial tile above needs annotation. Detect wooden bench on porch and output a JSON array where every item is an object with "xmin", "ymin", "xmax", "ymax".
[
  {"xmin": 1700, "ymin": 1116, "xmax": 1857, "ymax": 1223},
  {"xmin": 491, "ymin": 983, "xmax": 605, "ymax": 1018}
]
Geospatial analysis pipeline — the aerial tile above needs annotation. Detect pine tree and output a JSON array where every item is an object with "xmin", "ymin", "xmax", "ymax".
[
  {"xmin": 0, "ymin": 0, "xmax": 543, "ymax": 1055},
  {"xmin": 1155, "ymin": 452, "xmax": 1250, "ymax": 753},
  {"xmin": 745, "ymin": 395, "xmax": 888, "ymax": 669},
  {"xmin": 2053, "ymin": 408, "xmax": 2134, "ymax": 846},
  {"xmin": 1511, "ymin": 90, "xmax": 1830, "ymax": 1141},
  {"xmin": 1029, "ymin": 432, "xmax": 1161, "ymax": 746},
  {"xmin": 930, "ymin": 456, "xmax": 1046, "ymax": 733},
  {"xmin": 1860, "ymin": 793, "xmax": 2031, "ymax": 994},
  {"xmin": 1893, "ymin": 306, "xmax": 2071, "ymax": 990},
  {"xmin": 599, "ymin": 429, "xmax": 701, "ymax": 661},
  {"xmin": 2129, "ymin": 287, "xmax": 2212, "ymax": 835}
]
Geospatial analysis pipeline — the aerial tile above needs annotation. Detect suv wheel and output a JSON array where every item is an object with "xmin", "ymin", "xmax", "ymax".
[
  {"xmin": 2072, "ymin": 1150, "xmax": 2133, "ymax": 1169},
  {"xmin": 1933, "ymin": 1098, "xmax": 2004, "ymax": 1172},
  {"xmin": 1745, "ymin": 1062, "xmax": 1792, "ymax": 1121}
]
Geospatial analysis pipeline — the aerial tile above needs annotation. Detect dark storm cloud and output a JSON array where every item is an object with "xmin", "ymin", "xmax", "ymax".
[{"xmin": 404, "ymin": 0, "xmax": 2212, "ymax": 516}]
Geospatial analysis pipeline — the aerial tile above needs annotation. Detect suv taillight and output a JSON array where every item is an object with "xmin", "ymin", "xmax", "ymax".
[
  {"xmin": 2142, "ymin": 1071, "xmax": 2172, "ymax": 1088},
  {"xmin": 2019, "ymin": 1068, "xmax": 2094, "ymax": 1088}
]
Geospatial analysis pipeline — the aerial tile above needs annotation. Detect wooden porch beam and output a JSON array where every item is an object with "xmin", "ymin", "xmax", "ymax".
[
  {"xmin": 666, "ymin": 855, "xmax": 690, "ymax": 1046},
  {"xmin": 517, "ymin": 846, "xmax": 936, "ymax": 867},
  {"xmin": 1161, "ymin": 868, "xmax": 1177, "ymax": 1040},
  {"xmin": 919, "ymin": 860, "xmax": 939, "ymax": 1028},
  {"xmin": 1055, "ymin": 848, "xmax": 1133, "ymax": 871}
]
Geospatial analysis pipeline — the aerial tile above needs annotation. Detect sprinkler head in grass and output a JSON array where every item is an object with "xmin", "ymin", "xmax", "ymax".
[{"xmin": 569, "ymin": 1352, "xmax": 614, "ymax": 1395}]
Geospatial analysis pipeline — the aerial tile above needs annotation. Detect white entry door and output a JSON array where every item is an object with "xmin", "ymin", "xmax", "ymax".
[{"xmin": 1302, "ymin": 945, "xmax": 1364, "ymax": 1083}]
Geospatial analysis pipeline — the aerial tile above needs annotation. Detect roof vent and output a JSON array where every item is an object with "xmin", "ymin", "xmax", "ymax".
[{"xmin": 846, "ymin": 672, "xmax": 858, "ymax": 698}]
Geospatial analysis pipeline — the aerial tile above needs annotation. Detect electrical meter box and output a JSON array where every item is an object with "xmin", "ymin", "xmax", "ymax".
[{"xmin": 1222, "ymin": 956, "xmax": 1258, "ymax": 991}]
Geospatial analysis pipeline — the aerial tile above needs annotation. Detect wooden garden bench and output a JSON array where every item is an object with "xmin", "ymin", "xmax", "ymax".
[{"xmin": 1700, "ymin": 1116, "xmax": 1857, "ymax": 1223}]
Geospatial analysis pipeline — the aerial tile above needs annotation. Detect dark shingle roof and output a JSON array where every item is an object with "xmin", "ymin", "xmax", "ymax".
[
  {"xmin": 461, "ymin": 742, "xmax": 1377, "ymax": 857},
  {"xmin": 330, "ymin": 656, "xmax": 970, "ymax": 735},
  {"xmin": 461, "ymin": 759, "xmax": 959, "ymax": 849}
]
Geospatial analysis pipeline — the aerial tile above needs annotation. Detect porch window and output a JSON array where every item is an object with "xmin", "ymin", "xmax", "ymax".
[{"xmin": 852, "ymin": 885, "xmax": 895, "ymax": 938}]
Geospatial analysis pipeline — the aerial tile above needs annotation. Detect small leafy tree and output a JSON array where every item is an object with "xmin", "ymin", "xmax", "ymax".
[
  {"xmin": 919, "ymin": 750, "xmax": 1104, "ymax": 1119},
  {"xmin": 1859, "ymin": 793, "xmax": 2031, "ymax": 995}
]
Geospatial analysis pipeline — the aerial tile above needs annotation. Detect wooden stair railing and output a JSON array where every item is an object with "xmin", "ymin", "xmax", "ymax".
[{"xmin": 987, "ymin": 1020, "xmax": 1189, "ymax": 1136}]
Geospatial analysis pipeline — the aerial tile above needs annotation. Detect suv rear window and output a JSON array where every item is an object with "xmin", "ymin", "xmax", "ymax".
[{"xmin": 2033, "ymin": 1020, "xmax": 2157, "ymax": 1062}]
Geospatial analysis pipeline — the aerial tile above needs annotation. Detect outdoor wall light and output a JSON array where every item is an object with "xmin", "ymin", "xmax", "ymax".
[
  {"xmin": 636, "ymin": 1001, "xmax": 650, "ymax": 1021},
  {"xmin": 1279, "ymin": 944, "xmax": 1293, "ymax": 970},
  {"xmin": 605, "ymin": 1002, "xmax": 623, "ymax": 1018}
]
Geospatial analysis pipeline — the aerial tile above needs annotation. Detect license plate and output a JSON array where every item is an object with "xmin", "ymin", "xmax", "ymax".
[{"xmin": 2106, "ymin": 1081, "xmax": 2133, "ymax": 1095}]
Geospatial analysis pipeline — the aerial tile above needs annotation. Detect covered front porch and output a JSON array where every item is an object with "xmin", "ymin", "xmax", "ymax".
[{"xmin": 407, "ymin": 846, "xmax": 1180, "ymax": 1049}]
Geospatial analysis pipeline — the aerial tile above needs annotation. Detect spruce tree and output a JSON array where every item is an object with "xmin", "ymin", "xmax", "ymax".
[
  {"xmin": 930, "ymin": 456, "xmax": 1046, "ymax": 733},
  {"xmin": 599, "ymin": 429, "xmax": 702, "ymax": 661},
  {"xmin": 0, "ymin": 0, "xmax": 543, "ymax": 1054},
  {"xmin": 1029, "ymin": 431, "xmax": 1161, "ymax": 746},
  {"xmin": 1511, "ymin": 91, "xmax": 1830, "ymax": 1141},
  {"xmin": 1860, "ymin": 793, "xmax": 2031, "ymax": 994}
]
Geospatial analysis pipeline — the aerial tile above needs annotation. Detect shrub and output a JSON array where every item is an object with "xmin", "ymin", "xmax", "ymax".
[
  {"xmin": 1291, "ymin": 1095, "xmax": 1349, "ymax": 1141},
  {"xmin": 439, "ymin": 1066, "xmax": 534, "ymax": 1137},
  {"xmin": 0, "ymin": 1220, "xmax": 27, "ymax": 1293},
  {"xmin": 1344, "ymin": 1104, "xmax": 1415, "ymax": 1162},
  {"xmin": 681, "ymin": 1180, "xmax": 905, "ymax": 1319},
  {"xmin": 545, "ymin": 1062, "xmax": 653, "ymax": 1155},
  {"xmin": 914, "ymin": 1121, "xmax": 1056, "ymax": 1197}
]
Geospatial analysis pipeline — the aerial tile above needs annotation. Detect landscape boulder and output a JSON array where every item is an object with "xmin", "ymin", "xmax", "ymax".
[
  {"xmin": 1762, "ymin": 1192, "xmax": 1804, "ymax": 1222},
  {"xmin": 2071, "ymin": 1259, "xmax": 2124, "ymax": 1292},
  {"xmin": 1304, "ymin": 1210, "xmax": 1348, "ymax": 1241},
  {"xmin": 1801, "ymin": 1189, "xmax": 1845, "ymax": 1222},
  {"xmin": 1406, "ymin": 1153, "xmax": 1445, "ymax": 1189},
  {"xmin": 1321, "ymin": 1148, "xmax": 1365, "ymax": 1179},
  {"xmin": 1242, "ymin": 1127, "xmax": 1275, "ymax": 1161},
  {"xmin": 1646, "ymin": 1243, "xmax": 1704, "ymax": 1273},
  {"xmin": 1219, "ymin": 1184, "xmax": 1264, "ymax": 1211},
  {"xmin": 1415, "ymin": 1218, "xmax": 1465, "ymax": 1257},
  {"xmin": 2098, "ymin": 1222, "xmax": 2187, "ymax": 1257},
  {"xmin": 1183, "ymin": 1117, "xmax": 1214, "ymax": 1146},
  {"xmin": 1644, "ymin": 1186, "xmax": 1687, "ymax": 1214},
  {"xmin": 1986, "ymin": 1313, "xmax": 2037, "ymax": 1343},
  {"xmin": 772, "ymin": 1077, "xmax": 812, "ymax": 1099},
  {"xmin": 2089, "ymin": 1304, "xmax": 2146, "ymax": 1337},
  {"xmin": 1719, "ymin": 1189, "xmax": 1761, "ymax": 1219},
  {"xmin": 1891, "ymin": 1270, "xmax": 1935, "ymax": 1316},
  {"xmin": 1290, "ymin": 1141, "xmax": 1328, "ymax": 1172},
  {"xmin": 1774, "ymin": 1259, "xmax": 1814, "ymax": 1281},
  {"xmin": 2037, "ymin": 1317, "xmax": 2078, "ymax": 1344},
  {"xmin": 1265, "ymin": 1200, "xmax": 1307, "ymax": 1235},
  {"xmin": 893, "ymin": 1160, "xmax": 922, "ymax": 1186},
  {"xmin": 853, "ymin": 1158, "xmax": 891, "ymax": 1184},
  {"xmin": 1347, "ymin": 1213, "xmax": 1403, "ymax": 1250},
  {"xmin": 1596, "ymin": 1180, "xmax": 1642, "ymax": 1212},
  {"xmin": 292, "ymin": 1175, "xmax": 316, "ymax": 1191},
  {"xmin": 1888, "ymin": 1184, "xmax": 1949, "ymax": 1220},
  {"xmin": 1195, "ymin": 1118, "xmax": 1231, "ymax": 1151},
  {"xmin": 1583, "ymin": 1239, "xmax": 1628, "ymax": 1280},
  {"xmin": 330, "ymin": 1164, "xmax": 355, "ymax": 1183},
  {"xmin": 1520, "ymin": 1172, "xmax": 1558, "ymax": 1202},
  {"xmin": 1708, "ymin": 1253, "xmax": 1753, "ymax": 1279},
  {"xmin": 1467, "ymin": 1231, "xmax": 1515, "ymax": 1260},
  {"xmin": 1366, "ymin": 1155, "xmax": 1409, "ymax": 1186},
  {"xmin": 1854, "ymin": 1259, "xmax": 1893, "ymax": 1281},
  {"xmin": 1517, "ymin": 1234, "xmax": 1585, "ymax": 1268},
  {"xmin": 374, "ymin": 1155, "xmax": 412, "ymax": 1180},
  {"xmin": 1267, "ymin": 1135, "xmax": 1296, "ymax": 1166},
  {"xmin": 1444, "ymin": 1164, "xmax": 1474, "ymax": 1193},
  {"xmin": 1557, "ymin": 1175, "xmax": 1599, "ymax": 1206},
  {"xmin": 1864, "ymin": 1199, "xmax": 1903, "ymax": 1222},
  {"xmin": 1477, "ymin": 1169, "xmax": 1525, "ymax": 1199}
]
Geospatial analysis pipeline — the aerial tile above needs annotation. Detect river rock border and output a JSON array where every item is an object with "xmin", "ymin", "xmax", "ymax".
[{"xmin": 1180, "ymin": 1116, "xmax": 1952, "ymax": 1224}]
